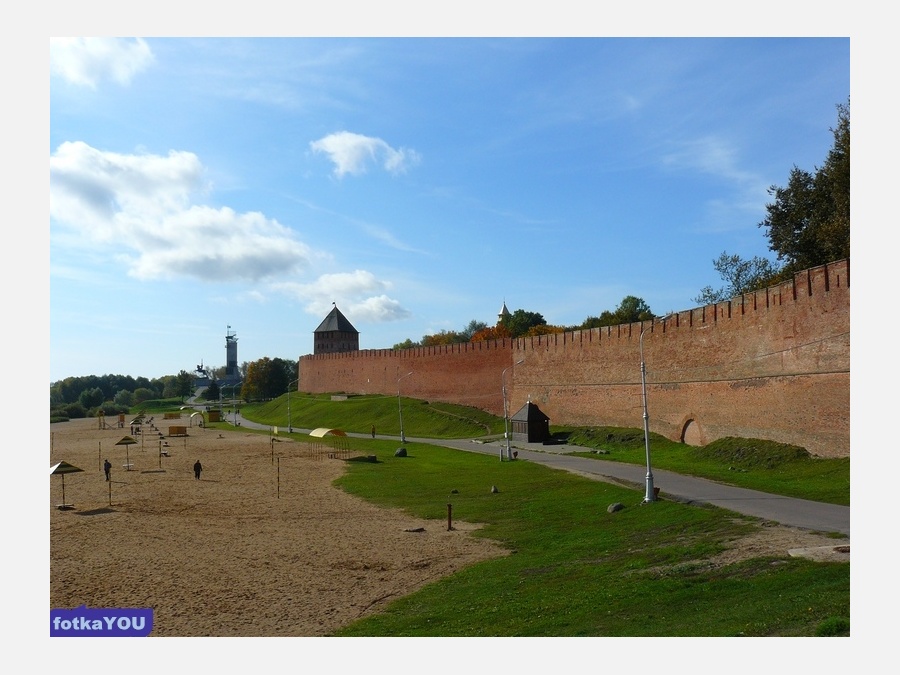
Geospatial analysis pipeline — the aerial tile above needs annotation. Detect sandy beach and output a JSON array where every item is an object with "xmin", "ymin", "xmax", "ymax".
[{"xmin": 49, "ymin": 416, "xmax": 506, "ymax": 637}]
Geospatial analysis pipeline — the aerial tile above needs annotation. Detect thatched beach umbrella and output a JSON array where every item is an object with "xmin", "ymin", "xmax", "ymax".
[
  {"xmin": 50, "ymin": 461, "xmax": 83, "ymax": 509},
  {"xmin": 116, "ymin": 435, "xmax": 138, "ymax": 470}
]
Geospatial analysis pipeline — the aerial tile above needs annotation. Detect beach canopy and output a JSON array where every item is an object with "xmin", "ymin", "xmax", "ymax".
[
  {"xmin": 309, "ymin": 428, "xmax": 347, "ymax": 438},
  {"xmin": 50, "ymin": 461, "xmax": 84, "ymax": 476},
  {"xmin": 116, "ymin": 436, "xmax": 138, "ymax": 469},
  {"xmin": 50, "ymin": 461, "xmax": 84, "ymax": 508}
]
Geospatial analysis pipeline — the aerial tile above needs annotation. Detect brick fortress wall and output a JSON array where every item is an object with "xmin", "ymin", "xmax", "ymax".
[{"xmin": 299, "ymin": 259, "xmax": 849, "ymax": 457}]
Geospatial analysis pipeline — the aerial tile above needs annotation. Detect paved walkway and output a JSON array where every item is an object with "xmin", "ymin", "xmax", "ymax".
[{"xmin": 224, "ymin": 411, "xmax": 850, "ymax": 537}]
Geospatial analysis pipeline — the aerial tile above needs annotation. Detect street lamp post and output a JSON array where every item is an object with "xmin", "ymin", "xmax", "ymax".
[
  {"xmin": 502, "ymin": 359, "xmax": 525, "ymax": 461},
  {"xmin": 234, "ymin": 381, "xmax": 242, "ymax": 425},
  {"xmin": 639, "ymin": 315, "xmax": 672, "ymax": 503},
  {"xmin": 287, "ymin": 378, "xmax": 299, "ymax": 433},
  {"xmin": 397, "ymin": 371, "xmax": 413, "ymax": 444}
]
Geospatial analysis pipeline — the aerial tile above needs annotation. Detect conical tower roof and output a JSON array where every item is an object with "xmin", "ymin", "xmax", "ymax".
[
  {"xmin": 314, "ymin": 304, "xmax": 358, "ymax": 333},
  {"xmin": 498, "ymin": 300, "xmax": 511, "ymax": 323}
]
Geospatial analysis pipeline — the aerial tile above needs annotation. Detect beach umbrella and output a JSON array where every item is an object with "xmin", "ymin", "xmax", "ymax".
[
  {"xmin": 50, "ymin": 461, "xmax": 83, "ymax": 508},
  {"xmin": 116, "ymin": 435, "xmax": 138, "ymax": 470}
]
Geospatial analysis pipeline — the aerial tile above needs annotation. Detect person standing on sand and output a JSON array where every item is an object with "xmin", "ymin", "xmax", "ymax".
[
  {"xmin": 193, "ymin": 460, "xmax": 202, "ymax": 480},
  {"xmin": 104, "ymin": 459, "xmax": 112, "ymax": 481}
]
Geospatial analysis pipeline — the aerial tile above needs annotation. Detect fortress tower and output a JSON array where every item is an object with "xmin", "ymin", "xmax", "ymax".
[{"xmin": 313, "ymin": 304, "xmax": 359, "ymax": 355}]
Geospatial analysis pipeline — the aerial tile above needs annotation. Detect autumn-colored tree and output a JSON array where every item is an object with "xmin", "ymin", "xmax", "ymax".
[
  {"xmin": 525, "ymin": 324, "xmax": 564, "ymax": 337},
  {"xmin": 242, "ymin": 357, "xmax": 296, "ymax": 400},
  {"xmin": 470, "ymin": 324, "xmax": 511, "ymax": 341}
]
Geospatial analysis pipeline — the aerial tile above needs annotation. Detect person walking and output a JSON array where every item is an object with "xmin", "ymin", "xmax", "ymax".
[
  {"xmin": 371, "ymin": 424, "xmax": 376, "ymax": 438},
  {"xmin": 104, "ymin": 459, "xmax": 112, "ymax": 481},
  {"xmin": 193, "ymin": 460, "xmax": 202, "ymax": 480}
]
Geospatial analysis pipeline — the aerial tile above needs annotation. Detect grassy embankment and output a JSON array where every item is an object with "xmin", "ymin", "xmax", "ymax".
[{"xmin": 237, "ymin": 393, "xmax": 848, "ymax": 506}]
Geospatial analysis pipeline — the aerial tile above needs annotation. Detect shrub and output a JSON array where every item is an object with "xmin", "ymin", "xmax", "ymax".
[
  {"xmin": 63, "ymin": 402, "xmax": 86, "ymax": 419},
  {"xmin": 815, "ymin": 616, "xmax": 849, "ymax": 637}
]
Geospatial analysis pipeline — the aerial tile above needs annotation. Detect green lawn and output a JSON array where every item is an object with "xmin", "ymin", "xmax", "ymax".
[{"xmin": 329, "ymin": 444, "xmax": 849, "ymax": 637}]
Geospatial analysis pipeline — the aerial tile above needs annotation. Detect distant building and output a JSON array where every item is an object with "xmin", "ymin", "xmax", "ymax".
[
  {"xmin": 223, "ymin": 326, "xmax": 241, "ymax": 384},
  {"xmin": 314, "ymin": 304, "xmax": 360, "ymax": 355}
]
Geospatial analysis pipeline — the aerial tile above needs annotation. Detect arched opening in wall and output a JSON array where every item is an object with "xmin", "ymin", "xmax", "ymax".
[{"xmin": 681, "ymin": 419, "xmax": 703, "ymax": 446}]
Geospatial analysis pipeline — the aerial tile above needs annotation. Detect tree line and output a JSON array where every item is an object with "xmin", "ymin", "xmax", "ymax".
[
  {"xmin": 392, "ymin": 295, "xmax": 655, "ymax": 349},
  {"xmin": 50, "ymin": 371, "xmax": 196, "ymax": 420},
  {"xmin": 50, "ymin": 356, "xmax": 301, "ymax": 421},
  {"xmin": 695, "ymin": 99, "xmax": 849, "ymax": 303}
]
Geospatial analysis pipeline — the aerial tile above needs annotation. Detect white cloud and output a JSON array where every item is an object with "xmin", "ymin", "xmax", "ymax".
[
  {"xmin": 660, "ymin": 135, "xmax": 770, "ymax": 232},
  {"xmin": 50, "ymin": 37, "xmax": 154, "ymax": 88},
  {"xmin": 348, "ymin": 295, "xmax": 411, "ymax": 322},
  {"xmin": 661, "ymin": 135, "xmax": 766, "ymax": 194},
  {"xmin": 310, "ymin": 131, "xmax": 421, "ymax": 177},
  {"xmin": 50, "ymin": 141, "xmax": 311, "ymax": 282},
  {"xmin": 272, "ymin": 270, "xmax": 410, "ymax": 323}
]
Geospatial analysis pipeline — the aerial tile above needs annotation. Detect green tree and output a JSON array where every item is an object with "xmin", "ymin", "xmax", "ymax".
[
  {"xmin": 204, "ymin": 380, "xmax": 220, "ymax": 402},
  {"xmin": 270, "ymin": 357, "xmax": 297, "ymax": 397},
  {"xmin": 393, "ymin": 338, "xmax": 420, "ymax": 350},
  {"xmin": 577, "ymin": 310, "xmax": 618, "ymax": 329},
  {"xmin": 613, "ymin": 296, "xmax": 653, "ymax": 324},
  {"xmin": 78, "ymin": 387, "xmax": 104, "ymax": 410},
  {"xmin": 134, "ymin": 387, "xmax": 155, "ymax": 404},
  {"xmin": 760, "ymin": 99, "xmax": 850, "ymax": 273},
  {"xmin": 174, "ymin": 370, "xmax": 195, "ymax": 402},
  {"xmin": 503, "ymin": 309, "xmax": 546, "ymax": 338},
  {"xmin": 113, "ymin": 389, "xmax": 135, "ymax": 407},
  {"xmin": 422, "ymin": 330, "xmax": 468, "ymax": 346},
  {"xmin": 693, "ymin": 252, "xmax": 781, "ymax": 305},
  {"xmin": 460, "ymin": 319, "xmax": 488, "ymax": 341}
]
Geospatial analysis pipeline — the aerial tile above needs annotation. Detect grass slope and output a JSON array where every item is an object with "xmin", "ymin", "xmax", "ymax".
[{"xmin": 238, "ymin": 395, "xmax": 849, "ymax": 505}]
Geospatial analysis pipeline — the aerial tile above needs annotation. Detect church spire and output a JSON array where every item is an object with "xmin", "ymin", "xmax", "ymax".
[{"xmin": 498, "ymin": 300, "xmax": 511, "ymax": 324}]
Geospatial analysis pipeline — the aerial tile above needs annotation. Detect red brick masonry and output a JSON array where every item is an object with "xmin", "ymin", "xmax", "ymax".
[{"xmin": 300, "ymin": 260, "xmax": 849, "ymax": 457}]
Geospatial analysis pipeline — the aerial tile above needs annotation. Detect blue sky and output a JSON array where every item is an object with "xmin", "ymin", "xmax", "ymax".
[{"xmin": 50, "ymin": 37, "xmax": 850, "ymax": 383}]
